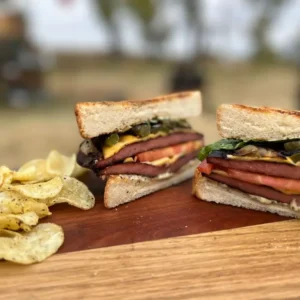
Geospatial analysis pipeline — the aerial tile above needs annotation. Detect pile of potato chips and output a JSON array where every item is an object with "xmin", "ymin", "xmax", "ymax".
[{"xmin": 0, "ymin": 150, "xmax": 94, "ymax": 265}]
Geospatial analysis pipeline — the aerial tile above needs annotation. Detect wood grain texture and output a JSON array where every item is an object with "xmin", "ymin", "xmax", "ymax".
[
  {"xmin": 2, "ymin": 220, "xmax": 300, "ymax": 300},
  {"xmin": 46, "ymin": 174, "xmax": 286, "ymax": 253}
]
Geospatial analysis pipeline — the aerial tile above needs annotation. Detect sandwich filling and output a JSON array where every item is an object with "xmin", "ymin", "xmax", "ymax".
[
  {"xmin": 197, "ymin": 139, "xmax": 300, "ymax": 211},
  {"xmin": 77, "ymin": 118, "xmax": 204, "ymax": 178}
]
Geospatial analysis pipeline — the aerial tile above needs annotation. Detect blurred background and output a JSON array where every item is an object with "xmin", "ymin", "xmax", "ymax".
[{"xmin": 1, "ymin": 0, "xmax": 300, "ymax": 167}]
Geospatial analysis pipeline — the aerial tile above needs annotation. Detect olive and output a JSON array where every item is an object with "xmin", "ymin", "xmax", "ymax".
[
  {"xmin": 284, "ymin": 141, "xmax": 300, "ymax": 151},
  {"xmin": 132, "ymin": 122, "xmax": 151, "ymax": 137},
  {"xmin": 104, "ymin": 133, "xmax": 120, "ymax": 147}
]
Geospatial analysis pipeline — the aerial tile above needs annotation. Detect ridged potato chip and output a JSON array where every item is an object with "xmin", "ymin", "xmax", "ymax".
[
  {"xmin": 2, "ymin": 176, "xmax": 64, "ymax": 199},
  {"xmin": 16, "ymin": 159, "xmax": 52, "ymax": 183},
  {"xmin": 0, "ymin": 223, "xmax": 64, "ymax": 264},
  {"xmin": 0, "ymin": 212, "xmax": 39, "ymax": 231},
  {"xmin": 43, "ymin": 176, "xmax": 95, "ymax": 210},
  {"xmin": 10, "ymin": 151, "xmax": 88, "ymax": 184},
  {"xmin": 0, "ymin": 191, "xmax": 50, "ymax": 218},
  {"xmin": 0, "ymin": 166, "xmax": 13, "ymax": 187},
  {"xmin": 0, "ymin": 150, "xmax": 93, "ymax": 264},
  {"xmin": 12, "ymin": 166, "xmax": 37, "ymax": 182},
  {"xmin": 46, "ymin": 150, "xmax": 76, "ymax": 177}
]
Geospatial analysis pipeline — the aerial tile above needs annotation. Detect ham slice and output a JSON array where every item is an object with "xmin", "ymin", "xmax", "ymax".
[
  {"xmin": 206, "ymin": 173, "xmax": 300, "ymax": 205},
  {"xmin": 197, "ymin": 160, "xmax": 300, "ymax": 194},
  {"xmin": 223, "ymin": 168, "xmax": 300, "ymax": 194},
  {"xmin": 207, "ymin": 157, "xmax": 300, "ymax": 180}
]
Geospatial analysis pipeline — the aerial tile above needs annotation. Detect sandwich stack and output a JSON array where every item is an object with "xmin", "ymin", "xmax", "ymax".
[
  {"xmin": 193, "ymin": 104, "xmax": 300, "ymax": 218},
  {"xmin": 75, "ymin": 91, "xmax": 203, "ymax": 208}
]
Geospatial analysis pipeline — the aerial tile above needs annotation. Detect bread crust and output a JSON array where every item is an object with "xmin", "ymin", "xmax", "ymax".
[
  {"xmin": 219, "ymin": 104, "xmax": 300, "ymax": 117},
  {"xmin": 75, "ymin": 91, "xmax": 201, "ymax": 138},
  {"xmin": 75, "ymin": 91, "xmax": 196, "ymax": 111},
  {"xmin": 104, "ymin": 160, "xmax": 199, "ymax": 208},
  {"xmin": 193, "ymin": 173, "xmax": 300, "ymax": 218},
  {"xmin": 217, "ymin": 104, "xmax": 300, "ymax": 141}
]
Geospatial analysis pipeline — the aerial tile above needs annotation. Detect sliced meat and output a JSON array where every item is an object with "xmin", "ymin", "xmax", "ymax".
[
  {"xmin": 206, "ymin": 173, "xmax": 300, "ymax": 205},
  {"xmin": 222, "ymin": 168, "xmax": 300, "ymax": 194},
  {"xmin": 95, "ymin": 132, "xmax": 203, "ymax": 169},
  {"xmin": 207, "ymin": 157, "xmax": 300, "ymax": 180},
  {"xmin": 136, "ymin": 140, "xmax": 201, "ymax": 162},
  {"xmin": 99, "ymin": 151, "xmax": 198, "ymax": 177}
]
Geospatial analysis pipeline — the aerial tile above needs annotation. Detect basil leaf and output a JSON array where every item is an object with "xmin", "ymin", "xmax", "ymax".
[{"xmin": 198, "ymin": 139, "xmax": 248, "ymax": 161}]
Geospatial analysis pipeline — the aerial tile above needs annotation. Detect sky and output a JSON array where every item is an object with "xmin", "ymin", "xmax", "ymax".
[{"xmin": 8, "ymin": 0, "xmax": 300, "ymax": 62}]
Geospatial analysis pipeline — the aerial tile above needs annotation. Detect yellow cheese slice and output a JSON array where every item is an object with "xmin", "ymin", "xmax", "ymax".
[
  {"xmin": 123, "ymin": 154, "xmax": 182, "ymax": 167},
  {"xmin": 103, "ymin": 132, "xmax": 166, "ymax": 159},
  {"xmin": 144, "ymin": 154, "xmax": 182, "ymax": 166},
  {"xmin": 227, "ymin": 155, "xmax": 293, "ymax": 165}
]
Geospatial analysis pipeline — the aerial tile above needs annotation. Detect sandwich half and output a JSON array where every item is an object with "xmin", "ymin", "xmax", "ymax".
[
  {"xmin": 193, "ymin": 104, "xmax": 300, "ymax": 218},
  {"xmin": 75, "ymin": 91, "xmax": 203, "ymax": 208}
]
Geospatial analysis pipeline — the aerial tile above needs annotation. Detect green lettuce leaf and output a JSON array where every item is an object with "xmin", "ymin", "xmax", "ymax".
[{"xmin": 198, "ymin": 139, "xmax": 248, "ymax": 161}]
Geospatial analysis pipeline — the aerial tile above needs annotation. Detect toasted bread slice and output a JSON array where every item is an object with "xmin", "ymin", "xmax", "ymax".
[
  {"xmin": 104, "ymin": 160, "xmax": 198, "ymax": 208},
  {"xmin": 192, "ymin": 169, "xmax": 300, "ymax": 218},
  {"xmin": 75, "ymin": 91, "xmax": 201, "ymax": 139},
  {"xmin": 217, "ymin": 104, "xmax": 300, "ymax": 141}
]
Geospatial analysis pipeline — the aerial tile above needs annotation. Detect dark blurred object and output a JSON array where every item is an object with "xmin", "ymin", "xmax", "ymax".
[
  {"xmin": 0, "ymin": 5, "xmax": 46, "ymax": 109},
  {"xmin": 169, "ymin": 62, "xmax": 209, "ymax": 113},
  {"xmin": 170, "ymin": 63, "xmax": 205, "ymax": 93}
]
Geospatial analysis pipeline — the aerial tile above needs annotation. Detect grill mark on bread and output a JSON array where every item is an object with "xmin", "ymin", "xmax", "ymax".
[
  {"xmin": 216, "ymin": 104, "xmax": 300, "ymax": 140},
  {"xmin": 75, "ymin": 91, "xmax": 197, "ymax": 110},
  {"xmin": 218, "ymin": 104, "xmax": 300, "ymax": 118},
  {"xmin": 74, "ymin": 91, "xmax": 201, "ymax": 138}
]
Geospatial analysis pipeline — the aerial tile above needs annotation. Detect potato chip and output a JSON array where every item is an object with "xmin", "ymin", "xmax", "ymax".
[
  {"xmin": 0, "ymin": 229, "xmax": 22, "ymax": 238},
  {"xmin": 46, "ymin": 150, "xmax": 76, "ymax": 177},
  {"xmin": 2, "ymin": 176, "xmax": 64, "ymax": 199},
  {"xmin": 43, "ymin": 176, "xmax": 95, "ymax": 210},
  {"xmin": 0, "ymin": 191, "xmax": 50, "ymax": 218},
  {"xmin": 0, "ymin": 212, "xmax": 39, "ymax": 231},
  {"xmin": 0, "ymin": 166, "xmax": 13, "ymax": 187},
  {"xmin": 15, "ymin": 159, "xmax": 52, "ymax": 182},
  {"xmin": 71, "ymin": 163, "xmax": 88, "ymax": 178},
  {"xmin": 12, "ymin": 165, "xmax": 38, "ymax": 182},
  {"xmin": 0, "ymin": 223, "xmax": 64, "ymax": 264}
]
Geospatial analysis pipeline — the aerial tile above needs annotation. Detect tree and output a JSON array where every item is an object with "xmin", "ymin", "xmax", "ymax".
[
  {"xmin": 173, "ymin": 0, "xmax": 208, "ymax": 111},
  {"xmin": 183, "ymin": 0, "xmax": 206, "ymax": 60},
  {"xmin": 95, "ymin": 0, "xmax": 165, "ymax": 57},
  {"xmin": 95, "ymin": 0, "xmax": 121, "ymax": 55},
  {"xmin": 250, "ymin": 0, "xmax": 285, "ymax": 62}
]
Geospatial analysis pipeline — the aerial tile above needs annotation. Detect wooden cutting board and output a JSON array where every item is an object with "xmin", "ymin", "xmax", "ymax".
[{"xmin": 46, "ymin": 173, "xmax": 287, "ymax": 254}]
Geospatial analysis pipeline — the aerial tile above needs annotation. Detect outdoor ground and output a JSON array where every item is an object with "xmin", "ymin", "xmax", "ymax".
[{"xmin": 0, "ymin": 60, "xmax": 298, "ymax": 168}]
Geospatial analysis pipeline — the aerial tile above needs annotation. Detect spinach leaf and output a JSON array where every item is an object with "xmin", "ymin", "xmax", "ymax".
[{"xmin": 198, "ymin": 139, "xmax": 248, "ymax": 161}]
